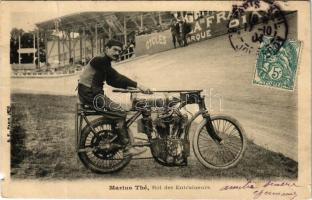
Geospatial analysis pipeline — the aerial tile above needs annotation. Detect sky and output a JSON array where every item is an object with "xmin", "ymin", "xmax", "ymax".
[
  {"xmin": 8, "ymin": 1, "xmax": 110, "ymax": 31},
  {"xmin": 11, "ymin": 11, "xmax": 78, "ymax": 31},
  {"xmin": 8, "ymin": 2, "xmax": 132, "ymax": 31}
]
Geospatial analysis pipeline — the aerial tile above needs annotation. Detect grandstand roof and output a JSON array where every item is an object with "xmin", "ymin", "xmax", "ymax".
[
  {"xmin": 36, "ymin": 12, "xmax": 172, "ymax": 34},
  {"xmin": 36, "ymin": 12, "xmax": 115, "ymax": 30}
]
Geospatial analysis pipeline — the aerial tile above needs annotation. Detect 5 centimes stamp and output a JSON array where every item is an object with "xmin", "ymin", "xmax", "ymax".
[
  {"xmin": 228, "ymin": 0, "xmax": 288, "ymax": 54},
  {"xmin": 253, "ymin": 36, "xmax": 301, "ymax": 90}
]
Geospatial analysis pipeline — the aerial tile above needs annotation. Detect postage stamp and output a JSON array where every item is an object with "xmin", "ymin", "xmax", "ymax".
[{"xmin": 253, "ymin": 36, "xmax": 301, "ymax": 90}]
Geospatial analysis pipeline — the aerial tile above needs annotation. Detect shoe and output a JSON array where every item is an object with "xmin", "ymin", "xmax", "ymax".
[{"xmin": 123, "ymin": 146, "xmax": 147, "ymax": 157}]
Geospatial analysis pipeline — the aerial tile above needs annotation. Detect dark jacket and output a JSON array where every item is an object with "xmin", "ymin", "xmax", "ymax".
[
  {"xmin": 78, "ymin": 55, "xmax": 137, "ymax": 104},
  {"xmin": 170, "ymin": 19, "xmax": 178, "ymax": 35},
  {"xmin": 183, "ymin": 22, "xmax": 192, "ymax": 34}
]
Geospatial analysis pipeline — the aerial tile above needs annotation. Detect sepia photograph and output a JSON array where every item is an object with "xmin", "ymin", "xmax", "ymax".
[{"xmin": 1, "ymin": 1, "xmax": 311, "ymax": 199}]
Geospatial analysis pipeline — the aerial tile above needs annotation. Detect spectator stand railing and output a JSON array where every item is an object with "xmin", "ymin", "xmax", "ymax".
[{"xmin": 11, "ymin": 64, "xmax": 84, "ymax": 78}]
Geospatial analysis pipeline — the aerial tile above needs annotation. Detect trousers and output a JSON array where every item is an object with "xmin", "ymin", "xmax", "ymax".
[{"xmin": 78, "ymin": 83, "xmax": 129, "ymax": 145}]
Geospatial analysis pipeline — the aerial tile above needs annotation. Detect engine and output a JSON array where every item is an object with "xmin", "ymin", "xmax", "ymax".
[
  {"xmin": 138, "ymin": 108, "xmax": 190, "ymax": 166},
  {"xmin": 154, "ymin": 109, "xmax": 188, "ymax": 139}
]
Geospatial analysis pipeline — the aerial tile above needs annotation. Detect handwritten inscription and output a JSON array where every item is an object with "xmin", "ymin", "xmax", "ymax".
[
  {"xmin": 219, "ymin": 180, "xmax": 300, "ymax": 200},
  {"xmin": 220, "ymin": 180, "xmax": 256, "ymax": 190},
  {"xmin": 253, "ymin": 190, "xmax": 297, "ymax": 200},
  {"xmin": 263, "ymin": 180, "xmax": 300, "ymax": 188},
  {"xmin": 254, "ymin": 180, "xmax": 300, "ymax": 200}
]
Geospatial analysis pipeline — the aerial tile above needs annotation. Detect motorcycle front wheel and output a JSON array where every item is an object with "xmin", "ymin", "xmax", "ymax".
[
  {"xmin": 193, "ymin": 115, "xmax": 246, "ymax": 169},
  {"xmin": 78, "ymin": 117, "xmax": 132, "ymax": 173}
]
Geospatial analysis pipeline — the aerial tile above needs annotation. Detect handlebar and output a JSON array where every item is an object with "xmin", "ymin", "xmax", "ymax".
[
  {"xmin": 112, "ymin": 89, "xmax": 141, "ymax": 93},
  {"xmin": 112, "ymin": 89, "xmax": 203, "ymax": 93}
]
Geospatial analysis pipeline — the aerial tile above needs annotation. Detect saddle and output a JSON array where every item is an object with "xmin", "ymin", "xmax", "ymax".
[{"xmin": 77, "ymin": 101, "xmax": 126, "ymax": 119}]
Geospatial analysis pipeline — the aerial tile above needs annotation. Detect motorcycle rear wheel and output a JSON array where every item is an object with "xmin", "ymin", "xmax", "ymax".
[
  {"xmin": 78, "ymin": 117, "xmax": 132, "ymax": 173},
  {"xmin": 193, "ymin": 115, "xmax": 246, "ymax": 169}
]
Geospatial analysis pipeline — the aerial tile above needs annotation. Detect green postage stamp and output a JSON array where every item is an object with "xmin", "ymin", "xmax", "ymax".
[{"xmin": 253, "ymin": 37, "xmax": 302, "ymax": 91}]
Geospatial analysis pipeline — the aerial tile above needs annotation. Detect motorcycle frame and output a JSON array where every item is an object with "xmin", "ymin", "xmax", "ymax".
[
  {"xmin": 75, "ymin": 91, "xmax": 222, "ymax": 153},
  {"xmin": 179, "ymin": 91, "xmax": 221, "ymax": 142}
]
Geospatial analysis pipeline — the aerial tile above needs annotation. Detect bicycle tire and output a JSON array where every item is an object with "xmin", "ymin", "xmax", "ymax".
[
  {"xmin": 78, "ymin": 117, "xmax": 132, "ymax": 173},
  {"xmin": 192, "ymin": 115, "xmax": 246, "ymax": 169}
]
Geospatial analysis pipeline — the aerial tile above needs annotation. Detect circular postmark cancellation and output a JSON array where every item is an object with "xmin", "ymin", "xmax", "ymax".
[{"xmin": 228, "ymin": 0, "xmax": 288, "ymax": 54}]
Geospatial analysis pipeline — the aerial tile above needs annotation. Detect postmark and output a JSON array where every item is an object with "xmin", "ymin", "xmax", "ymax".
[
  {"xmin": 253, "ymin": 36, "xmax": 301, "ymax": 90},
  {"xmin": 228, "ymin": 0, "xmax": 288, "ymax": 54}
]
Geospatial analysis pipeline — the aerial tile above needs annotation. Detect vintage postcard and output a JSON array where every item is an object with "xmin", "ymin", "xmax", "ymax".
[{"xmin": 0, "ymin": 1, "xmax": 311, "ymax": 199}]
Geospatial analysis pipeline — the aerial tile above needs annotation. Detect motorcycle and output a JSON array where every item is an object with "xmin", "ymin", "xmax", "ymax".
[{"xmin": 75, "ymin": 89, "xmax": 246, "ymax": 173}]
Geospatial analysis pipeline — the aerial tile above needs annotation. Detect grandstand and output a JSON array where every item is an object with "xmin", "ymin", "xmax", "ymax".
[
  {"xmin": 12, "ymin": 12, "xmax": 173, "ymax": 71},
  {"xmin": 11, "ymin": 11, "xmax": 216, "ymax": 75}
]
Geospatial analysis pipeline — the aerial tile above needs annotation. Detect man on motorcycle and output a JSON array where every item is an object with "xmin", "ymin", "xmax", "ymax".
[{"xmin": 78, "ymin": 39, "xmax": 151, "ymax": 156}]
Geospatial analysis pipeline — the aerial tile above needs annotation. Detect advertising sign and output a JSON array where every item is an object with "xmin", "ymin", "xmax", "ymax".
[{"xmin": 135, "ymin": 30, "xmax": 175, "ymax": 56}]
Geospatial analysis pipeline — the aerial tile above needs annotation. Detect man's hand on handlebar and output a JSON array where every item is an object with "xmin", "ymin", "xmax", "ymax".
[{"xmin": 137, "ymin": 83, "xmax": 153, "ymax": 94}]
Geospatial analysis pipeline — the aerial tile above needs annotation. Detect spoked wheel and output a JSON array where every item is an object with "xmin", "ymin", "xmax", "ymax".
[
  {"xmin": 78, "ymin": 117, "xmax": 132, "ymax": 173},
  {"xmin": 193, "ymin": 115, "xmax": 246, "ymax": 169}
]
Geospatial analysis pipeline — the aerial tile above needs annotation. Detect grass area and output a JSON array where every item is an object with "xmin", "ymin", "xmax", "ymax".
[{"xmin": 10, "ymin": 93, "xmax": 297, "ymax": 180}]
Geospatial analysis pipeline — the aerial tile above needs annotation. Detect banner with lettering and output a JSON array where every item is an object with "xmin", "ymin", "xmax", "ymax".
[
  {"xmin": 135, "ymin": 11, "xmax": 288, "ymax": 55},
  {"xmin": 135, "ymin": 12, "xmax": 243, "ymax": 56},
  {"xmin": 135, "ymin": 30, "xmax": 174, "ymax": 56},
  {"xmin": 186, "ymin": 11, "xmax": 241, "ymax": 44}
]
